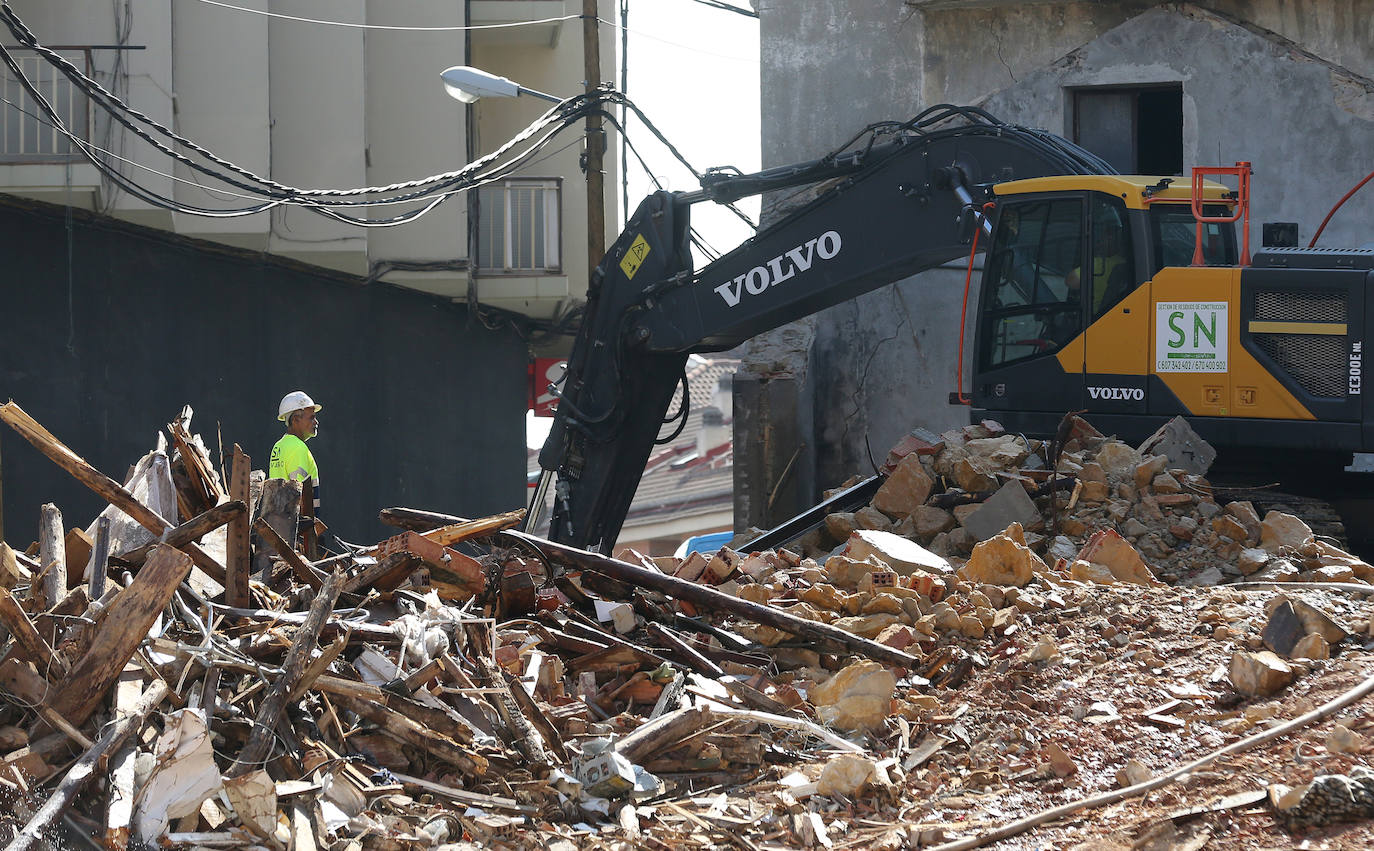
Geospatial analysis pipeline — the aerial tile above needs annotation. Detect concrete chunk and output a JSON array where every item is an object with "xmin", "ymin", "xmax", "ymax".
[
  {"xmin": 812, "ymin": 660, "xmax": 896, "ymax": 732},
  {"xmin": 1229, "ymin": 650, "xmax": 1294, "ymax": 697},
  {"xmin": 1074, "ymin": 529, "xmax": 1160, "ymax": 586},
  {"xmin": 1261, "ymin": 599, "xmax": 1304, "ymax": 656},
  {"xmin": 1260, "ymin": 511, "xmax": 1314, "ymax": 552},
  {"xmin": 1137, "ymin": 415, "xmax": 1217, "ymax": 475},
  {"xmin": 871, "ymin": 453, "xmax": 934, "ymax": 517},
  {"xmin": 840, "ymin": 530, "xmax": 951, "ymax": 576},
  {"xmin": 963, "ymin": 481, "xmax": 1041, "ymax": 542},
  {"xmin": 957, "ymin": 530, "xmax": 1046, "ymax": 587},
  {"xmin": 1093, "ymin": 442, "xmax": 1140, "ymax": 479}
]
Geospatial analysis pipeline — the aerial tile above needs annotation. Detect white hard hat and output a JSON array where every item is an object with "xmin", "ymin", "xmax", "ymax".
[{"xmin": 278, "ymin": 391, "xmax": 322, "ymax": 422}]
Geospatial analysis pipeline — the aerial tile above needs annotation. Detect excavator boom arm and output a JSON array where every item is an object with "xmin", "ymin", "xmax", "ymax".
[{"xmin": 532, "ymin": 107, "xmax": 1115, "ymax": 550}]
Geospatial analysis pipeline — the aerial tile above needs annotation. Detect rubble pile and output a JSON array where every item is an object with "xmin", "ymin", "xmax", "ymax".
[
  {"xmin": 1, "ymin": 399, "xmax": 1374, "ymax": 850},
  {"xmin": 802, "ymin": 414, "xmax": 1372, "ymax": 589}
]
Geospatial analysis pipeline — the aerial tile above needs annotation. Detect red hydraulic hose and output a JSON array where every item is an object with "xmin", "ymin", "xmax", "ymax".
[
  {"xmin": 1309, "ymin": 168, "xmax": 1374, "ymax": 247},
  {"xmin": 954, "ymin": 202, "xmax": 996, "ymax": 405}
]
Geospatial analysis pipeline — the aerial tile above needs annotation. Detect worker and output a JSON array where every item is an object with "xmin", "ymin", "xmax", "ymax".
[{"xmin": 269, "ymin": 390, "xmax": 322, "ymax": 513}]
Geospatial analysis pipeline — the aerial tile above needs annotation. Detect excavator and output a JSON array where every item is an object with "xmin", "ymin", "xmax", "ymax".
[{"xmin": 527, "ymin": 105, "xmax": 1372, "ymax": 554}]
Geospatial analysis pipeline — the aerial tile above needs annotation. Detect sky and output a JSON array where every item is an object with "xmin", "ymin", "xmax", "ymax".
[
  {"xmin": 617, "ymin": 0, "xmax": 761, "ymax": 262},
  {"xmin": 526, "ymin": 0, "xmax": 760, "ymax": 448}
]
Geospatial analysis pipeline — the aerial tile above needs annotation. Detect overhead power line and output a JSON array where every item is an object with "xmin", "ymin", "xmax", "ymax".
[
  {"xmin": 685, "ymin": 0, "xmax": 758, "ymax": 18},
  {"xmin": 186, "ymin": 0, "xmax": 578, "ymax": 32},
  {"xmin": 0, "ymin": 1, "xmax": 755, "ymax": 233}
]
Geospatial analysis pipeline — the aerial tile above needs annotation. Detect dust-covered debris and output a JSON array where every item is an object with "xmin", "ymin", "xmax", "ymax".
[{"xmin": 2, "ymin": 402, "xmax": 1374, "ymax": 849}]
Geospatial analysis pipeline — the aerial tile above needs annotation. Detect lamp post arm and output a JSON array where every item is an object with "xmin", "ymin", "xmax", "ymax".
[{"xmin": 517, "ymin": 86, "xmax": 563, "ymax": 104}]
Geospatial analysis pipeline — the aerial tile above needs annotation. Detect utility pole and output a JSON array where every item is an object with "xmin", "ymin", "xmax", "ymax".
[{"xmin": 582, "ymin": 0, "xmax": 606, "ymax": 288}]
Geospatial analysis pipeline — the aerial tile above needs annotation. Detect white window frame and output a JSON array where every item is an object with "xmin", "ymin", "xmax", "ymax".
[
  {"xmin": 476, "ymin": 177, "xmax": 563, "ymax": 274},
  {"xmin": 0, "ymin": 48, "xmax": 91, "ymax": 162}
]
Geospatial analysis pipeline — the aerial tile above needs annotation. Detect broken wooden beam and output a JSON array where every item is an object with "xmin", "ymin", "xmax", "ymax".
[
  {"xmin": 614, "ymin": 704, "xmax": 712, "ymax": 765},
  {"xmin": 45, "ymin": 545, "xmax": 192, "ymax": 728},
  {"xmin": 287, "ymin": 633, "xmax": 349, "ymax": 704},
  {"xmin": 379, "ymin": 506, "xmax": 466, "ymax": 532},
  {"xmin": 0, "ymin": 587, "xmax": 66, "ymax": 679},
  {"xmin": 228, "ymin": 568, "xmax": 343, "ymax": 778},
  {"xmin": 252, "ymin": 516, "xmax": 326, "ymax": 590},
  {"xmin": 114, "ymin": 500, "xmax": 246, "ymax": 569},
  {"xmin": 503, "ymin": 531, "xmax": 925, "ymax": 672},
  {"xmin": 500, "ymin": 667, "xmax": 567, "ymax": 764},
  {"xmin": 647, "ymin": 621, "xmax": 726, "ymax": 678},
  {"xmin": 225, "ymin": 445, "xmax": 252, "ymax": 608},
  {"xmin": 5, "ymin": 680, "xmax": 168, "ymax": 851},
  {"xmin": 419, "ymin": 509, "xmax": 525, "ymax": 548},
  {"xmin": 340, "ymin": 551, "xmax": 420, "ymax": 596},
  {"xmin": 250, "ymin": 477, "xmax": 298, "ymax": 584},
  {"xmin": 312, "ymin": 674, "xmax": 479, "ymax": 749},
  {"xmin": 212, "ymin": 606, "xmax": 398, "ymax": 644},
  {"xmin": 328, "ymin": 691, "xmax": 488, "ymax": 778},
  {"xmin": 467, "ymin": 622, "xmax": 551, "ymax": 770},
  {"xmin": 35, "ymin": 503, "xmax": 65, "ymax": 611},
  {"xmin": 0, "ymin": 541, "xmax": 25, "ymax": 589},
  {"xmin": 87, "ymin": 515, "xmax": 110, "ymax": 599},
  {"xmin": 299, "ymin": 475, "xmax": 319, "ymax": 560},
  {"xmin": 0, "ymin": 402, "xmax": 228, "ymax": 584},
  {"xmin": 391, "ymin": 771, "xmax": 536, "ymax": 815}
]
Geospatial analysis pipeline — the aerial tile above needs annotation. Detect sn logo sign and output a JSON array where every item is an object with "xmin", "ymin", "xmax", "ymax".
[{"xmin": 1156, "ymin": 302, "xmax": 1227, "ymax": 374}]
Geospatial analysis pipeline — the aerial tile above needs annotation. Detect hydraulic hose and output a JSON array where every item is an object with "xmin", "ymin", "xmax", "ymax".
[{"xmin": 1309, "ymin": 168, "xmax": 1374, "ymax": 247}]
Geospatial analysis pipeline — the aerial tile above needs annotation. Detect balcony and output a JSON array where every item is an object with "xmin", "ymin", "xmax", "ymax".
[
  {"xmin": 469, "ymin": 1, "xmax": 566, "ymax": 47},
  {"xmin": 0, "ymin": 47, "xmax": 99, "ymax": 205},
  {"xmin": 2, "ymin": 47, "xmax": 91, "ymax": 162}
]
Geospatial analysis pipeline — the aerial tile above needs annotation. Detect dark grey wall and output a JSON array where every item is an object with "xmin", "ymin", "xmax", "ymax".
[{"xmin": 0, "ymin": 196, "xmax": 528, "ymax": 546}]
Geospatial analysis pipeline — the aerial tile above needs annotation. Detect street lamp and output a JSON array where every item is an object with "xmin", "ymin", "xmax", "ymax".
[
  {"xmin": 439, "ymin": 66, "xmax": 562, "ymax": 104},
  {"xmin": 440, "ymin": 63, "xmax": 607, "ymax": 303}
]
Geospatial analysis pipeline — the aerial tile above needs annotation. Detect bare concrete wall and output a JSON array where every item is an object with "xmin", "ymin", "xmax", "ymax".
[
  {"xmin": 1208, "ymin": 0, "xmax": 1374, "ymax": 77},
  {"xmin": 978, "ymin": 5, "xmax": 1374, "ymax": 247},
  {"xmin": 751, "ymin": 0, "xmax": 1374, "ymax": 504},
  {"xmin": 919, "ymin": 2, "xmax": 1150, "ymax": 105}
]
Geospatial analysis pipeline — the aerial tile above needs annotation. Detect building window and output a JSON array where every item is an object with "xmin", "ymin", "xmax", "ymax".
[
  {"xmin": 1, "ymin": 49, "xmax": 91, "ymax": 162},
  {"xmin": 1072, "ymin": 86, "xmax": 1183, "ymax": 175},
  {"xmin": 476, "ymin": 178, "xmax": 562, "ymax": 273}
]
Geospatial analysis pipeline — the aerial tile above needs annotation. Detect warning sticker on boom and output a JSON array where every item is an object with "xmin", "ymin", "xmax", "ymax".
[
  {"xmin": 620, "ymin": 234, "xmax": 651, "ymax": 280},
  {"xmin": 1156, "ymin": 301, "xmax": 1228, "ymax": 373}
]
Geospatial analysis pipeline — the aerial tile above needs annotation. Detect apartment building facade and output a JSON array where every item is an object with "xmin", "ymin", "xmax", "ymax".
[{"xmin": 2, "ymin": 0, "xmax": 616, "ymax": 316}]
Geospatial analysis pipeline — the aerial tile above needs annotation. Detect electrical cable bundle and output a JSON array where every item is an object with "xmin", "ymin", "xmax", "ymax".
[{"xmin": 0, "ymin": 1, "xmax": 742, "ymax": 234}]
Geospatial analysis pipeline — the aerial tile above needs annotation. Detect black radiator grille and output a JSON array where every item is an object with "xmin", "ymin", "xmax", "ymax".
[
  {"xmin": 1253, "ymin": 290, "xmax": 1346, "ymax": 323},
  {"xmin": 1250, "ymin": 289, "xmax": 1348, "ymax": 398}
]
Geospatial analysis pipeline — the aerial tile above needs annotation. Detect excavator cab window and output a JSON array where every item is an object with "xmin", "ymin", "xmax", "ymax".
[
  {"xmin": 1149, "ymin": 203, "xmax": 1237, "ymax": 272},
  {"xmin": 981, "ymin": 198, "xmax": 1085, "ymax": 369},
  {"xmin": 1080, "ymin": 195, "xmax": 1136, "ymax": 320}
]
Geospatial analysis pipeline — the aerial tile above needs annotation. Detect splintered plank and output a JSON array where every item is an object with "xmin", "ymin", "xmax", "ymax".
[
  {"xmin": 0, "ymin": 402, "xmax": 227, "ymax": 583},
  {"xmin": 253, "ymin": 517, "xmax": 326, "ymax": 590},
  {"xmin": 328, "ymin": 692, "xmax": 488, "ymax": 778},
  {"xmin": 226, "ymin": 446, "xmax": 252, "ymax": 608},
  {"xmin": 227, "ymin": 570, "xmax": 343, "ymax": 779},
  {"xmin": 45, "ymin": 545, "xmax": 192, "ymax": 728},
  {"xmin": 7, "ymin": 681, "xmax": 168, "ymax": 851},
  {"xmin": 419, "ymin": 509, "xmax": 525, "ymax": 548},
  {"xmin": 0, "ymin": 541, "xmax": 26, "ymax": 589},
  {"xmin": 35, "ymin": 504, "xmax": 65, "ymax": 611},
  {"xmin": 0, "ymin": 587, "xmax": 66, "ymax": 680},
  {"xmin": 104, "ymin": 667, "xmax": 146, "ymax": 850}
]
